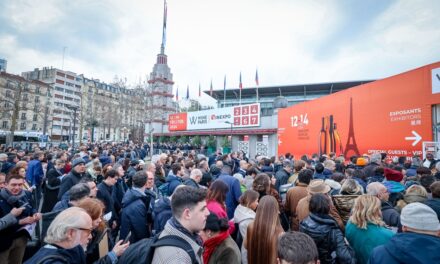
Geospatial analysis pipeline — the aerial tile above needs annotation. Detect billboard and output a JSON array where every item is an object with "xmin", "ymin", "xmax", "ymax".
[
  {"xmin": 278, "ymin": 62, "xmax": 440, "ymax": 160},
  {"xmin": 169, "ymin": 103, "xmax": 260, "ymax": 131}
]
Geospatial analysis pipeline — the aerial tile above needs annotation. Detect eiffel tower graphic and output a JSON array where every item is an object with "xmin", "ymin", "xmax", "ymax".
[{"xmin": 344, "ymin": 97, "xmax": 360, "ymax": 157}]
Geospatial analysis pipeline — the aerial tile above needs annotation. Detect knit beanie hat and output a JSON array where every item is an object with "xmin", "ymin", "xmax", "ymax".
[
  {"xmin": 400, "ymin": 202, "xmax": 440, "ymax": 231},
  {"xmin": 384, "ymin": 168, "xmax": 403, "ymax": 182}
]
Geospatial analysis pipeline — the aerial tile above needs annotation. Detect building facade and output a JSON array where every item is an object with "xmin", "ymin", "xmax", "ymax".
[
  {"xmin": 0, "ymin": 59, "xmax": 7, "ymax": 72},
  {"xmin": 0, "ymin": 72, "xmax": 52, "ymax": 137}
]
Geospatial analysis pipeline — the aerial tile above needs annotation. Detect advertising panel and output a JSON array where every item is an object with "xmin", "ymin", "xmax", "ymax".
[
  {"xmin": 169, "ymin": 103, "xmax": 260, "ymax": 131},
  {"xmin": 278, "ymin": 62, "xmax": 440, "ymax": 160}
]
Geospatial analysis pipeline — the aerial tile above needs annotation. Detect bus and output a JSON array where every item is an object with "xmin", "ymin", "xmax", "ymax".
[{"xmin": 0, "ymin": 130, "xmax": 51, "ymax": 149}]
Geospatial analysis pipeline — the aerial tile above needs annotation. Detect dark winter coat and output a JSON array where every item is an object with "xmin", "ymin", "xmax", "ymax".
[
  {"xmin": 184, "ymin": 178, "xmax": 200, "ymax": 189},
  {"xmin": 24, "ymin": 244, "xmax": 87, "ymax": 264},
  {"xmin": 275, "ymin": 168, "xmax": 290, "ymax": 193},
  {"xmin": 217, "ymin": 174, "xmax": 242, "ymax": 219},
  {"xmin": 363, "ymin": 162, "xmax": 380, "ymax": 178},
  {"xmin": 41, "ymin": 168, "xmax": 62, "ymax": 213},
  {"xmin": 369, "ymin": 232, "xmax": 440, "ymax": 264},
  {"xmin": 0, "ymin": 189, "xmax": 36, "ymax": 251},
  {"xmin": 164, "ymin": 173, "xmax": 181, "ymax": 196},
  {"xmin": 120, "ymin": 188, "xmax": 151, "ymax": 243},
  {"xmin": 58, "ymin": 169, "xmax": 83, "ymax": 200},
  {"xmin": 424, "ymin": 198, "xmax": 440, "ymax": 221},
  {"xmin": 299, "ymin": 213, "xmax": 355, "ymax": 264},
  {"xmin": 153, "ymin": 196, "xmax": 172, "ymax": 233},
  {"xmin": 112, "ymin": 178, "xmax": 126, "ymax": 216},
  {"xmin": 97, "ymin": 182, "xmax": 118, "ymax": 225},
  {"xmin": 381, "ymin": 201, "xmax": 400, "ymax": 227}
]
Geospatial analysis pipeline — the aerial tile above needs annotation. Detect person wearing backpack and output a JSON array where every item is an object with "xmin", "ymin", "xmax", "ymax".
[
  {"xmin": 162, "ymin": 163, "xmax": 184, "ymax": 197},
  {"xmin": 152, "ymin": 186, "xmax": 210, "ymax": 263}
]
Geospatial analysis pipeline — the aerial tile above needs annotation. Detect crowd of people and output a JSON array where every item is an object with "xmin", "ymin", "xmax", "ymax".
[{"xmin": 0, "ymin": 142, "xmax": 439, "ymax": 263}]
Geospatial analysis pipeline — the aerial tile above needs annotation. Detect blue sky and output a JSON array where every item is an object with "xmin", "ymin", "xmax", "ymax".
[{"xmin": 1, "ymin": 0, "xmax": 439, "ymax": 106}]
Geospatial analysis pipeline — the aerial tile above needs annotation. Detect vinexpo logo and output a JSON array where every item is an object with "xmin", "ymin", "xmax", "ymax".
[{"xmin": 210, "ymin": 114, "xmax": 231, "ymax": 120}]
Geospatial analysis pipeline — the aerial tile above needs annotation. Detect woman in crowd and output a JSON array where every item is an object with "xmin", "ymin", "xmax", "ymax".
[
  {"xmin": 345, "ymin": 195, "xmax": 395, "ymax": 264},
  {"xmin": 332, "ymin": 179, "xmax": 364, "ymax": 224},
  {"xmin": 200, "ymin": 212, "xmax": 241, "ymax": 264},
  {"xmin": 77, "ymin": 198, "xmax": 129, "ymax": 264},
  {"xmin": 233, "ymin": 189, "xmax": 259, "ymax": 264},
  {"xmin": 395, "ymin": 184, "xmax": 428, "ymax": 213},
  {"xmin": 207, "ymin": 180, "xmax": 235, "ymax": 233},
  {"xmin": 299, "ymin": 193, "xmax": 355, "ymax": 264},
  {"xmin": 245, "ymin": 195, "xmax": 284, "ymax": 264}
]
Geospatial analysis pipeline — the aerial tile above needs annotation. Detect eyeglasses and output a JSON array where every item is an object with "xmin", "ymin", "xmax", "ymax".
[{"xmin": 73, "ymin": 227, "xmax": 93, "ymax": 234}]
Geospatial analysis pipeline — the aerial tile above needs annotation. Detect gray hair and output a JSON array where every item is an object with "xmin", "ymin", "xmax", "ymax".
[
  {"xmin": 69, "ymin": 183, "xmax": 91, "ymax": 201},
  {"xmin": 370, "ymin": 153, "xmax": 382, "ymax": 164},
  {"xmin": 190, "ymin": 169, "xmax": 203, "ymax": 180},
  {"xmin": 411, "ymin": 156, "xmax": 422, "ymax": 167},
  {"xmin": 366, "ymin": 182, "xmax": 386, "ymax": 196},
  {"xmin": 44, "ymin": 207, "xmax": 91, "ymax": 244}
]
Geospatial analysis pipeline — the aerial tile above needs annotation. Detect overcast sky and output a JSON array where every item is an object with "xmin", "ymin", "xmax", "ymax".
[{"xmin": 1, "ymin": 0, "xmax": 439, "ymax": 106}]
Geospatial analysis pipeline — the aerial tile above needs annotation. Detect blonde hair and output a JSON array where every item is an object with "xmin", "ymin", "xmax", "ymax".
[
  {"xmin": 405, "ymin": 185, "xmax": 428, "ymax": 198},
  {"xmin": 349, "ymin": 195, "xmax": 384, "ymax": 229}
]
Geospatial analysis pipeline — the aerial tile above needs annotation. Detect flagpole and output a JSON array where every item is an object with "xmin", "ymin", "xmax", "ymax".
[
  {"xmin": 198, "ymin": 82, "xmax": 201, "ymax": 111},
  {"xmin": 239, "ymin": 72, "xmax": 242, "ymax": 106},
  {"xmin": 223, "ymin": 75, "xmax": 226, "ymax": 108},
  {"xmin": 255, "ymin": 68, "xmax": 259, "ymax": 103}
]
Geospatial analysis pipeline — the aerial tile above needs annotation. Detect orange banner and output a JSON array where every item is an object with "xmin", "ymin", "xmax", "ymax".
[
  {"xmin": 169, "ymin": 113, "xmax": 187, "ymax": 131},
  {"xmin": 278, "ymin": 62, "xmax": 440, "ymax": 160}
]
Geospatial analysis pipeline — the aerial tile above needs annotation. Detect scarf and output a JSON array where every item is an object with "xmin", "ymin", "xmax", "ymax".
[
  {"xmin": 0, "ymin": 188, "xmax": 25, "ymax": 206},
  {"xmin": 203, "ymin": 231, "xmax": 229, "ymax": 264},
  {"xmin": 169, "ymin": 217, "xmax": 203, "ymax": 246}
]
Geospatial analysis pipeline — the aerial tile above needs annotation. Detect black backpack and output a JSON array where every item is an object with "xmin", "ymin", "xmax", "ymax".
[{"xmin": 118, "ymin": 234, "xmax": 198, "ymax": 264}]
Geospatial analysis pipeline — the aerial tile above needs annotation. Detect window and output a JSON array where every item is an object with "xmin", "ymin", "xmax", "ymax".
[
  {"xmin": 20, "ymin": 122, "xmax": 26, "ymax": 130},
  {"xmin": 5, "ymin": 90, "xmax": 12, "ymax": 97},
  {"xmin": 35, "ymin": 86, "xmax": 40, "ymax": 94},
  {"xmin": 55, "ymin": 86, "xmax": 64, "ymax": 92},
  {"xmin": 65, "ymin": 82, "xmax": 74, "ymax": 87},
  {"xmin": 33, "ymin": 114, "xmax": 38, "ymax": 121},
  {"xmin": 21, "ymin": 113, "xmax": 26, "ymax": 120},
  {"xmin": 1, "ymin": 121, "xmax": 7, "ymax": 129},
  {"xmin": 22, "ymin": 93, "xmax": 28, "ymax": 101},
  {"xmin": 32, "ymin": 124, "xmax": 37, "ymax": 130},
  {"xmin": 56, "ymin": 79, "xmax": 65, "ymax": 85},
  {"xmin": 52, "ymin": 125, "xmax": 61, "ymax": 130},
  {"xmin": 56, "ymin": 72, "xmax": 66, "ymax": 77},
  {"xmin": 35, "ymin": 96, "xmax": 40, "ymax": 103}
]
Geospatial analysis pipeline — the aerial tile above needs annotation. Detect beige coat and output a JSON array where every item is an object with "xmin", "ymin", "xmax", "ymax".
[{"xmin": 284, "ymin": 183, "xmax": 308, "ymax": 231}]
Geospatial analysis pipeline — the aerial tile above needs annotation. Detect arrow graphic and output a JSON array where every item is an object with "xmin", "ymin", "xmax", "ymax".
[{"xmin": 405, "ymin": 130, "xmax": 422, "ymax": 146}]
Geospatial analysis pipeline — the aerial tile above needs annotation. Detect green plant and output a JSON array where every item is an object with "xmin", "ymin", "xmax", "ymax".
[
  {"xmin": 221, "ymin": 136, "xmax": 231, "ymax": 148},
  {"xmin": 159, "ymin": 136, "xmax": 167, "ymax": 143},
  {"xmin": 180, "ymin": 135, "xmax": 189, "ymax": 143},
  {"xmin": 192, "ymin": 135, "xmax": 202, "ymax": 146},
  {"xmin": 169, "ymin": 136, "xmax": 177, "ymax": 143},
  {"xmin": 206, "ymin": 135, "xmax": 217, "ymax": 148}
]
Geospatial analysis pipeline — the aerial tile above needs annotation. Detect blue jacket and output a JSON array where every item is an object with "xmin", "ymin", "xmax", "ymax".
[
  {"xmin": 313, "ymin": 172, "xmax": 326, "ymax": 180},
  {"xmin": 153, "ymin": 196, "xmax": 172, "ymax": 233},
  {"xmin": 217, "ymin": 174, "xmax": 242, "ymax": 219},
  {"xmin": 24, "ymin": 244, "xmax": 86, "ymax": 264},
  {"xmin": 165, "ymin": 174, "xmax": 182, "ymax": 196},
  {"xmin": 120, "ymin": 188, "xmax": 151, "ymax": 243},
  {"xmin": 26, "ymin": 159, "xmax": 44, "ymax": 186},
  {"xmin": 369, "ymin": 232, "xmax": 440, "ymax": 264}
]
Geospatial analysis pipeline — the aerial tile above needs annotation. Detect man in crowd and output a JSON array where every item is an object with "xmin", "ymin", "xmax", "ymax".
[
  {"xmin": 58, "ymin": 158, "xmax": 86, "ymax": 200},
  {"xmin": 166, "ymin": 163, "xmax": 185, "ymax": 196},
  {"xmin": 97, "ymin": 169, "xmax": 119, "ymax": 239},
  {"xmin": 25, "ymin": 207, "xmax": 93, "ymax": 263},
  {"xmin": 367, "ymin": 182, "xmax": 400, "ymax": 228},
  {"xmin": 369, "ymin": 202, "xmax": 440, "ymax": 263},
  {"xmin": 275, "ymin": 160, "xmax": 293, "ymax": 192},
  {"xmin": 184, "ymin": 169, "xmax": 203, "ymax": 189},
  {"xmin": 52, "ymin": 183, "xmax": 92, "ymax": 211},
  {"xmin": 0, "ymin": 173, "xmax": 41, "ymax": 264},
  {"xmin": 277, "ymin": 231, "xmax": 319, "ymax": 264},
  {"xmin": 285, "ymin": 169, "xmax": 313, "ymax": 231},
  {"xmin": 120, "ymin": 171, "xmax": 152, "ymax": 243},
  {"xmin": 217, "ymin": 165, "xmax": 242, "ymax": 219},
  {"xmin": 152, "ymin": 186, "xmax": 209, "ymax": 263}
]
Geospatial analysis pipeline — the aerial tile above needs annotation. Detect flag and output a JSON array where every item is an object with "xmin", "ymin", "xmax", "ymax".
[
  {"xmin": 176, "ymin": 87, "xmax": 179, "ymax": 100},
  {"xmin": 186, "ymin": 85, "xmax": 189, "ymax": 99},
  {"xmin": 223, "ymin": 75, "xmax": 226, "ymax": 107},
  {"xmin": 255, "ymin": 69, "xmax": 259, "ymax": 86},
  {"xmin": 210, "ymin": 79, "xmax": 213, "ymax": 96},
  {"xmin": 239, "ymin": 72, "xmax": 243, "ymax": 89},
  {"xmin": 198, "ymin": 83, "xmax": 201, "ymax": 97}
]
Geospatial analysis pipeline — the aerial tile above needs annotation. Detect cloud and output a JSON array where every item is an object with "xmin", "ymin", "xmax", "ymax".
[{"xmin": 0, "ymin": 0, "xmax": 439, "ymax": 107}]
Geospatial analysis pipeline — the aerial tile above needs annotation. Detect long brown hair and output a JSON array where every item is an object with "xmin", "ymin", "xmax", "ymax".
[
  {"xmin": 77, "ymin": 198, "xmax": 106, "ymax": 232},
  {"xmin": 247, "ymin": 195, "xmax": 283, "ymax": 264},
  {"xmin": 206, "ymin": 180, "xmax": 229, "ymax": 208}
]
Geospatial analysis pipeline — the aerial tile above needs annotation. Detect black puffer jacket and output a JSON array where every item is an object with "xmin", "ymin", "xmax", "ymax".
[{"xmin": 300, "ymin": 213, "xmax": 356, "ymax": 264}]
